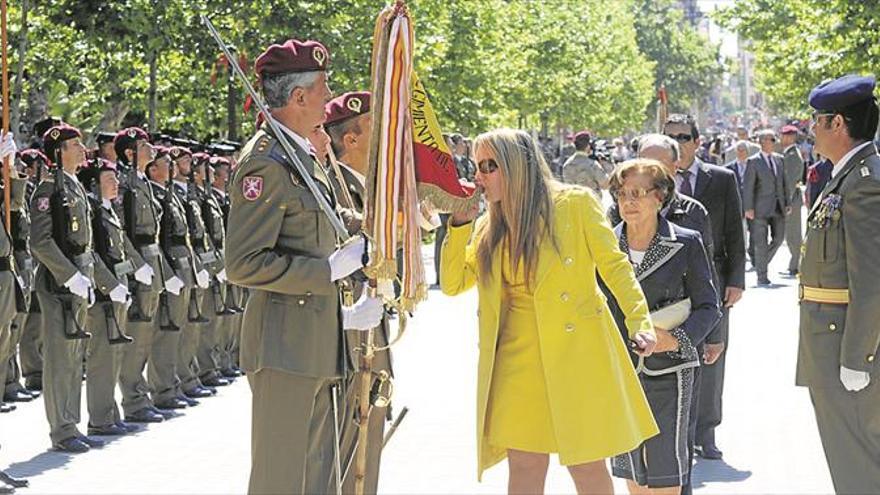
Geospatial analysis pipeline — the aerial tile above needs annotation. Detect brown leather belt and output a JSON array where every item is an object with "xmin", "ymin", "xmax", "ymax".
[{"xmin": 799, "ymin": 285, "xmax": 850, "ymax": 304}]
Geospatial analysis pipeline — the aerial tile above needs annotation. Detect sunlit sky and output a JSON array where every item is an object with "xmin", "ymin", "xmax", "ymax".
[{"xmin": 698, "ymin": 0, "xmax": 739, "ymax": 59}]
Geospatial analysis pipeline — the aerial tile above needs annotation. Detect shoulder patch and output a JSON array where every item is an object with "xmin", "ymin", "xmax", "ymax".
[
  {"xmin": 242, "ymin": 176, "xmax": 264, "ymax": 201},
  {"xmin": 36, "ymin": 197, "xmax": 50, "ymax": 212},
  {"xmin": 861, "ymin": 166, "xmax": 871, "ymax": 178}
]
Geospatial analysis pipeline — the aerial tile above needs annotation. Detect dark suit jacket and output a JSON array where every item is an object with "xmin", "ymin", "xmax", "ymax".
[
  {"xmin": 743, "ymin": 152, "xmax": 789, "ymax": 218},
  {"xmin": 689, "ymin": 158, "xmax": 746, "ymax": 291},
  {"xmin": 606, "ymin": 218, "xmax": 720, "ymax": 373},
  {"xmin": 725, "ymin": 160, "xmax": 747, "ymax": 215}
]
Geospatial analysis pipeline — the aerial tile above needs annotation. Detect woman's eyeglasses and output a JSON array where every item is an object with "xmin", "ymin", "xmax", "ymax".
[
  {"xmin": 612, "ymin": 187, "xmax": 657, "ymax": 202},
  {"xmin": 477, "ymin": 159, "xmax": 498, "ymax": 174},
  {"xmin": 665, "ymin": 133, "xmax": 693, "ymax": 143}
]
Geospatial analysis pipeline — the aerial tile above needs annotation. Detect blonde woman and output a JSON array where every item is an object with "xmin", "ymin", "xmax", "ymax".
[{"xmin": 441, "ymin": 129, "xmax": 660, "ymax": 494}]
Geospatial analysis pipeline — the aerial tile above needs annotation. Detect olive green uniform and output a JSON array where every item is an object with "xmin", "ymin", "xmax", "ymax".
[
  {"xmin": 117, "ymin": 169, "xmax": 174, "ymax": 415},
  {"xmin": 211, "ymin": 186, "xmax": 243, "ymax": 374},
  {"xmin": 782, "ymin": 144, "xmax": 805, "ymax": 273},
  {"xmin": 30, "ymin": 172, "xmax": 94, "ymax": 444},
  {"xmin": 86, "ymin": 196, "xmax": 145, "ymax": 428},
  {"xmin": 198, "ymin": 184, "xmax": 231, "ymax": 380},
  {"xmin": 797, "ymin": 142, "xmax": 880, "ymax": 493},
  {"xmin": 1, "ymin": 176, "xmax": 32, "ymax": 397},
  {"xmin": 226, "ymin": 128, "xmax": 348, "ymax": 495},
  {"xmin": 561, "ymin": 151, "xmax": 608, "ymax": 196},
  {"xmin": 147, "ymin": 180, "xmax": 196, "ymax": 405}
]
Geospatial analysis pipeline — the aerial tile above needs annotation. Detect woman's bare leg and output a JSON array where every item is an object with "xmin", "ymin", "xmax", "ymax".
[
  {"xmin": 507, "ymin": 449, "xmax": 550, "ymax": 494},
  {"xmin": 566, "ymin": 460, "xmax": 614, "ymax": 495}
]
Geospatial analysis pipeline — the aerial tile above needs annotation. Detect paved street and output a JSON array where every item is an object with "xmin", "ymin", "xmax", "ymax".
[{"xmin": 0, "ymin": 219, "xmax": 835, "ymax": 494}]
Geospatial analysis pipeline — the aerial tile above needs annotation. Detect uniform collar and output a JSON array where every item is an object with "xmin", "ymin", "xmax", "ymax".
[
  {"xmin": 832, "ymin": 141, "xmax": 873, "ymax": 178},
  {"xmin": 274, "ymin": 119, "xmax": 314, "ymax": 157},
  {"xmin": 338, "ymin": 161, "xmax": 366, "ymax": 189}
]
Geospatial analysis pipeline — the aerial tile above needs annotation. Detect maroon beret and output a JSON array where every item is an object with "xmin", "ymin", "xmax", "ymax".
[
  {"xmin": 254, "ymin": 39, "xmax": 329, "ymax": 79},
  {"xmin": 17, "ymin": 149, "xmax": 50, "ymax": 167},
  {"xmin": 153, "ymin": 146, "xmax": 170, "ymax": 159},
  {"xmin": 169, "ymin": 146, "xmax": 192, "ymax": 161},
  {"xmin": 77, "ymin": 158, "xmax": 118, "ymax": 185},
  {"xmin": 780, "ymin": 125, "xmax": 799, "ymax": 135},
  {"xmin": 113, "ymin": 126, "xmax": 150, "ymax": 160},
  {"xmin": 209, "ymin": 156, "xmax": 231, "ymax": 169},
  {"xmin": 324, "ymin": 91, "xmax": 371, "ymax": 128},
  {"xmin": 42, "ymin": 125, "xmax": 82, "ymax": 165}
]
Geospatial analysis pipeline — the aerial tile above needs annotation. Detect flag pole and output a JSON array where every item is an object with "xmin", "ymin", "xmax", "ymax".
[{"xmin": 2, "ymin": 0, "xmax": 11, "ymax": 234}]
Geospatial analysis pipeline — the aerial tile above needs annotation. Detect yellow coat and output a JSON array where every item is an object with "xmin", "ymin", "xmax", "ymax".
[{"xmin": 441, "ymin": 187, "xmax": 659, "ymax": 479}]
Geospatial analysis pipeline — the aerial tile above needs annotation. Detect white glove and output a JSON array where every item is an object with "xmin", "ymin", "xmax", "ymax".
[
  {"xmin": 216, "ymin": 268, "xmax": 228, "ymax": 284},
  {"xmin": 342, "ymin": 293, "xmax": 384, "ymax": 331},
  {"xmin": 196, "ymin": 269, "xmax": 210, "ymax": 289},
  {"xmin": 64, "ymin": 272, "xmax": 92, "ymax": 300},
  {"xmin": 164, "ymin": 275, "xmax": 185, "ymax": 296},
  {"xmin": 109, "ymin": 284, "xmax": 130, "ymax": 304},
  {"xmin": 134, "ymin": 264, "xmax": 154, "ymax": 285},
  {"xmin": 840, "ymin": 365, "xmax": 871, "ymax": 392},
  {"xmin": 0, "ymin": 132, "xmax": 17, "ymax": 162},
  {"xmin": 328, "ymin": 236, "xmax": 366, "ymax": 282}
]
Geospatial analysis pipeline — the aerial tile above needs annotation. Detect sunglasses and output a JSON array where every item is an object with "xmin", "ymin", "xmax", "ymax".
[
  {"xmin": 810, "ymin": 112, "xmax": 837, "ymax": 125},
  {"xmin": 477, "ymin": 159, "xmax": 498, "ymax": 174},
  {"xmin": 612, "ymin": 187, "xmax": 657, "ymax": 202},
  {"xmin": 665, "ymin": 133, "xmax": 694, "ymax": 143}
]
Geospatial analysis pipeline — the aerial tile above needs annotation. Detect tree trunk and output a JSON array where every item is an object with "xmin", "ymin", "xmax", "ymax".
[
  {"xmin": 89, "ymin": 100, "xmax": 129, "ymax": 145},
  {"xmin": 23, "ymin": 82, "xmax": 46, "ymax": 142},
  {"xmin": 10, "ymin": 0, "xmax": 28, "ymax": 139},
  {"xmin": 148, "ymin": 51, "xmax": 157, "ymax": 131}
]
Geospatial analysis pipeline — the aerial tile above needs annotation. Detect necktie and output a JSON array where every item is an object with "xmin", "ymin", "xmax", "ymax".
[
  {"xmin": 765, "ymin": 154, "xmax": 776, "ymax": 176},
  {"xmin": 678, "ymin": 170, "xmax": 693, "ymax": 197}
]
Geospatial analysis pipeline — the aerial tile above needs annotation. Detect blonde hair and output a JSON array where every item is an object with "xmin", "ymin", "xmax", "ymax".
[{"xmin": 473, "ymin": 129, "xmax": 560, "ymax": 285}]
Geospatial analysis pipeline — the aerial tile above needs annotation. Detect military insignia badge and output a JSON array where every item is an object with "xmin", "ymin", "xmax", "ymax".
[
  {"xmin": 171, "ymin": 149, "xmax": 180, "ymax": 158},
  {"xmin": 36, "ymin": 197, "xmax": 50, "ymax": 212},
  {"xmin": 127, "ymin": 129, "xmax": 137, "ymax": 138},
  {"xmin": 861, "ymin": 166, "xmax": 870, "ymax": 177},
  {"xmin": 312, "ymin": 47, "xmax": 326, "ymax": 67},
  {"xmin": 809, "ymin": 193, "xmax": 843, "ymax": 230},
  {"xmin": 49, "ymin": 129, "xmax": 61, "ymax": 140},
  {"xmin": 346, "ymin": 96, "xmax": 362, "ymax": 113},
  {"xmin": 242, "ymin": 176, "xmax": 264, "ymax": 201}
]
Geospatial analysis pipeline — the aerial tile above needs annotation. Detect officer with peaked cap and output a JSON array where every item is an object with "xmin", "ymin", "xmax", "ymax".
[
  {"xmin": 797, "ymin": 74, "xmax": 880, "ymax": 494},
  {"xmin": 225, "ymin": 38, "xmax": 384, "ymax": 494}
]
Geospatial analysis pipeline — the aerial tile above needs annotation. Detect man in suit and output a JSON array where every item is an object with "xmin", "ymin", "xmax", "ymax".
[
  {"xmin": 225, "ymin": 39, "xmax": 383, "ymax": 494},
  {"xmin": 743, "ymin": 129, "xmax": 790, "ymax": 286},
  {"xmin": 726, "ymin": 141, "xmax": 751, "ymax": 263},
  {"xmin": 722, "ymin": 126, "xmax": 759, "ymax": 164},
  {"xmin": 797, "ymin": 74, "xmax": 880, "ymax": 494},
  {"xmin": 664, "ymin": 114, "xmax": 745, "ymax": 472},
  {"xmin": 780, "ymin": 125, "xmax": 805, "ymax": 276}
]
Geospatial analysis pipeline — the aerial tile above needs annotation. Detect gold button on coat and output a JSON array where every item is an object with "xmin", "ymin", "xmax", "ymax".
[
  {"xmin": 829, "ymin": 323, "xmax": 837, "ymax": 331},
  {"xmin": 564, "ymin": 257, "xmax": 573, "ymax": 265},
  {"xmin": 561, "ymin": 292, "xmax": 570, "ymax": 302},
  {"xmin": 565, "ymin": 323, "xmax": 575, "ymax": 333},
  {"xmin": 868, "ymin": 355, "xmax": 875, "ymax": 363}
]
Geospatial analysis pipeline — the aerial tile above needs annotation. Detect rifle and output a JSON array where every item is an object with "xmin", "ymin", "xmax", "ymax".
[
  {"xmin": 88, "ymin": 169, "xmax": 133, "ymax": 345},
  {"xmin": 157, "ymin": 175, "xmax": 180, "ymax": 332},
  {"xmin": 50, "ymin": 164, "xmax": 90, "ymax": 339},
  {"xmin": 123, "ymin": 159, "xmax": 150, "ymax": 322},
  {"xmin": 181, "ymin": 173, "xmax": 208, "ymax": 324}
]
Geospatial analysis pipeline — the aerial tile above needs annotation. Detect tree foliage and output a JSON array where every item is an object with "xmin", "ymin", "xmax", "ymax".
[
  {"xmin": 715, "ymin": 0, "xmax": 880, "ymax": 116},
  {"xmin": 5, "ymin": 0, "xmax": 722, "ymax": 142}
]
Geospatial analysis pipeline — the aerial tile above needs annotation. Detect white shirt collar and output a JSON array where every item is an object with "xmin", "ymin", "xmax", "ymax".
[
  {"xmin": 63, "ymin": 170, "xmax": 79, "ymax": 183},
  {"xmin": 212, "ymin": 186, "xmax": 226, "ymax": 198},
  {"xmin": 274, "ymin": 118, "xmax": 314, "ymax": 156},
  {"xmin": 102, "ymin": 198, "xmax": 113, "ymax": 210},
  {"xmin": 174, "ymin": 180, "xmax": 187, "ymax": 192},
  {"xmin": 149, "ymin": 180, "xmax": 166, "ymax": 190},
  {"xmin": 338, "ymin": 161, "xmax": 366, "ymax": 189},
  {"xmin": 832, "ymin": 141, "xmax": 873, "ymax": 178}
]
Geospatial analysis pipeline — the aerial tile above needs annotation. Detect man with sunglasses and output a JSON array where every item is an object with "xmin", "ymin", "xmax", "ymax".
[
  {"xmin": 743, "ymin": 129, "xmax": 790, "ymax": 286},
  {"xmin": 663, "ymin": 114, "xmax": 745, "ymax": 474},
  {"xmin": 797, "ymin": 74, "xmax": 880, "ymax": 494}
]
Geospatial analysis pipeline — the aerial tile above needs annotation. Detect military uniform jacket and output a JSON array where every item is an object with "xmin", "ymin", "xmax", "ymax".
[
  {"xmin": 201, "ymin": 185, "xmax": 226, "ymax": 269},
  {"xmin": 226, "ymin": 128, "xmax": 347, "ymax": 379},
  {"xmin": 0, "ymin": 189, "xmax": 17, "ymax": 328},
  {"xmin": 90, "ymin": 196, "xmax": 145, "ymax": 298},
  {"xmin": 783, "ymin": 144, "xmax": 805, "ymax": 206},
  {"xmin": 173, "ymin": 181, "xmax": 218, "ymax": 277},
  {"xmin": 117, "ymin": 170, "xmax": 173, "ymax": 288},
  {"xmin": 797, "ymin": 143, "xmax": 880, "ymax": 388},
  {"xmin": 150, "ymin": 181, "xmax": 198, "ymax": 288},
  {"xmin": 30, "ymin": 172, "xmax": 95, "ymax": 292},
  {"xmin": 743, "ymin": 152, "xmax": 789, "ymax": 218},
  {"xmin": 562, "ymin": 152, "xmax": 607, "ymax": 194}
]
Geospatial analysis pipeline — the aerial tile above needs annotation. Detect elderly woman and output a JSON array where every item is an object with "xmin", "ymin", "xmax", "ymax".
[
  {"xmin": 441, "ymin": 128, "xmax": 659, "ymax": 494},
  {"xmin": 605, "ymin": 159, "xmax": 720, "ymax": 495}
]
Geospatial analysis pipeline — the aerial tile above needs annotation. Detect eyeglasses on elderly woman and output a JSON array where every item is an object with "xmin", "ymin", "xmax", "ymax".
[{"xmin": 611, "ymin": 187, "xmax": 658, "ymax": 202}]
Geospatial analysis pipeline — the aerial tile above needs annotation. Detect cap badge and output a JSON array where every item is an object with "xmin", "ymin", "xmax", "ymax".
[
  {"xmin": 171, "ymin": 149, "xmax": 180, "ymax": 157},
  {"xmin": 346, "ymin": 97, "xmax": 362, "ymax": 113},
  {"xmin": 242, "ymin": 176, "xmax": 264, "ymax": 201},
  {"xmin": 128, "ymin": 129, "xmax": 137, "ymax": 138},
  {"xmin": 49, "ymin": 129, "xmax": 60, "ymax": 140},
  {"xmin": 312, "ymin": 47, "xmax": 326, "ymax": 67}
]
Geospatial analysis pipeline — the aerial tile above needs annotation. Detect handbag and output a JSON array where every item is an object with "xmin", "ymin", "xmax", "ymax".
[{"xmin": 649, "ymin": 298, "xmax": 691, "ymax": 330}]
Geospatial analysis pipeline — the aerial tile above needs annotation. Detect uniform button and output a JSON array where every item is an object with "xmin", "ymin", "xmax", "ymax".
[
  {"xmin": 868, "ymin": 355, "xmax": 875, "ymax": 363},
  {"xmin": 297, "ymin": 299, "xmax": 306, "ymax": 306},
  {"xmin": 564, "ymin": 257, "xmax": 574, "ymax": 266},
  {"xmin": 565, "ymin": 323, "xmax": 575, "ymax": 333},
  {"xmin": 829, "ymin": 323, "xmax": 837, "ymax": 332},
  {"xmin": 305, "ymin": 291, "xmax": 313, "ymax": 297},
  {"xmin": 561, "ymin": 292, "xmax": 570, "ymax": 302}
]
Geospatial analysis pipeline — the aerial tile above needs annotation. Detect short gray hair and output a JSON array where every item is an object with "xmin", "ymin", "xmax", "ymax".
[
  {"xmin": 637, "ymin": 133, "xmax": 680, "ymax": 163},
  {"xmin": 735, "ymin": 140, "xmax": 750, "ymax": 151},
  {"xmin": 262, "ymin": 71, "xmax": 321, "ymax": 109},
  {"xmin": 755, "ymin": 128, "xmax": 776, "ymax": 141}
]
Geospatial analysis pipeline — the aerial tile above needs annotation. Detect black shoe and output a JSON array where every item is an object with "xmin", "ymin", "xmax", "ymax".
[
  {"xmin": 125, "ymin": 407, "xmax": 165, "ymax": 423},
  {"xmin": 3, "ymin": 390, "xmax": 34, "ymax": 403},
  {"xmin": 757, "ymin": 277, "xmax": 771, "ymax": 286},
  {"xmin": 87, "ymin": 423, "xmax": 128, "ymax": 436},
  {"xmin": 154, "ymin": 398, "xmax": 188, "ymax": 410},
  {"xmin": 202, "ymin": 376, "xmax": 231, "ymax": 387},
  {"xmin": 0, "ymin": 471, "xmax": 28, "ymax": 488},
  {"xmin": 697, "ymin": 443, "xmax": 724, "ymax": 460},
  {"xmin": 53, "ymin": 437, "xmax": 90, "ymax": 453},
  {"xmin": 200, "ymin": 385, "xmax": 218, "ymax": 395},
  {"xmin": 221, "ymin": 368, "xmax": 242, "ymax": 378},
  {"xmin": 0, "ymin": 403, "xmax": 16, "ymax": 413},
  {"xmin": 177, "ymin": 395, "xmax": 199, "ymax": 407},
  {"xmin": 184, "ymin": 387, "xmax": 214, "ymax": 399},
  {"xmin": 116, "ymin": 421, "xmax": 140, "ymax": 433},
  {"xmin": 77, "ymin": 435, "xmax": 106, "ymax": 449},
  {"xmin": 779, "ymin": 269, "xmax": 798, "ymax": 277},
  {"xmin": 23, "ymin": 378, "xmax": 41, "ymax": 391},
  {"xmin": 149, "ymin": 405, "xmax": 175, "ymax": 419}
]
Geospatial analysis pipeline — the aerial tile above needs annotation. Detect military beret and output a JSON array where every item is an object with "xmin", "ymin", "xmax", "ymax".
[
  {"xmin": 95, "ymin": 132, "xmax": 116, "ymax": 146},
  {"xmin": 573, "ymin": 131, "xmax": 592, "ymax": 149},
  {"xmin": 254, "ymin": 39, "xmax": 329, "ymax": 79},
  {"xmin": 780, "ymin": 125, "xmax": 799, "ymax": 135},
  {"xmin": 153, "ymin": 146, "xmax": 170, "ymax": 159},
  {"xmin": 209, "ymin": 156, "xmax": 231, "ymax": 169},
  {"xmin": 17, "ymin": 149, "xmax": 49, "ymax": 167},
  {"xmin": 114, "ymin": 127, "xmax": 150, "ymax": 151},
  {"xmin": 809, "ymin": 74, "xmax": 876, "ymax": 111},
  {"xmin": 77, "ymin": 158, "xmax": 117, "ymax": 186},
  {"xmin": 169, "ymin": 146, "xmax": 192, "ymax": 161},
  {"xmin": 324, "ymin": 91, "xmax": 371, "ymax": 128},
  {"xmin": 192, "ymin": 152, "xmax": 211, "ymax": 167},
  {"xmin": 33, "ymin": 117, "xmax": 63, "ymax": 140},
  {"xmin": 42, "ymin": 125, "xmax": 82, "ymax": 164}
]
